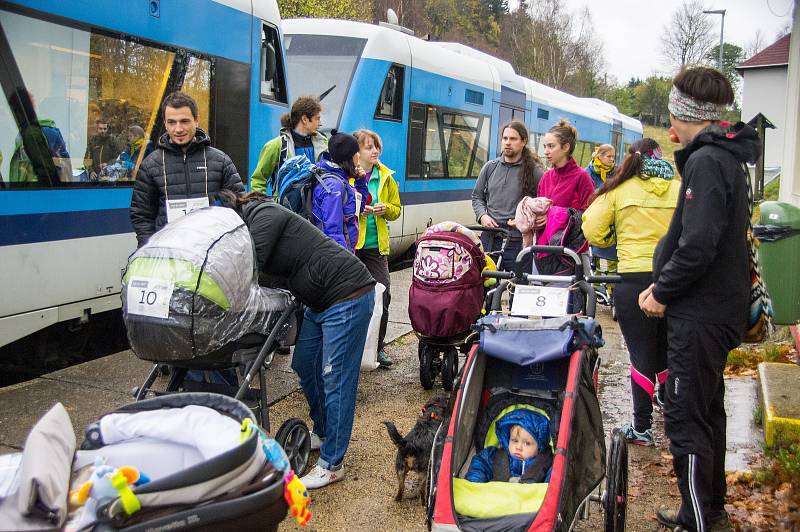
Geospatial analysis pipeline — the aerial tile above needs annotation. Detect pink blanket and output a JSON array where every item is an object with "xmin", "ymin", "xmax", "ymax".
[{"xmin": 514, "ymin": 197, "xmax": 552, "ymax": 247}]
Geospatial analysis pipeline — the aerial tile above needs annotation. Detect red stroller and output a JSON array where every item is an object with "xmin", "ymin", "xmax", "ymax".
[
  {"xmin": 426, "ymin": 246, "xmax": 627, "ymax": 532},
  {"xmin": 408, "ymin": 222, "xmax": 506, "ymax": 391}
]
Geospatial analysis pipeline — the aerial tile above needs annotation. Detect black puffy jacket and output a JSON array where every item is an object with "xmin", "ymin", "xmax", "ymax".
[
  {"xmin": 130, "ymin": 129, "xmax": 243, "ymax": 246},
  {"xmin": 239, "ymin": 200, "xmax": 375, "ymax": 312}
]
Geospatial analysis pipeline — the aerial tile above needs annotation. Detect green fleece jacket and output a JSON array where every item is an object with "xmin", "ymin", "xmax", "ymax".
[{"xmin": 250, "ymin": 128, "xmax": 328, "ymax": 194}]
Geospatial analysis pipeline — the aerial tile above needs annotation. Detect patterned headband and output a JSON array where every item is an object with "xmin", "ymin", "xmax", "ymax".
[{"xmin": 668, "ymin": 85, "xmax": 723, "ymax": 122}]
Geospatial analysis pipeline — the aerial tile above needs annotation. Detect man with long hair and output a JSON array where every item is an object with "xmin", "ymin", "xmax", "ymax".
[{"xmin": 471, "ymin": 121, "xmax": 544, "ymax": 270}]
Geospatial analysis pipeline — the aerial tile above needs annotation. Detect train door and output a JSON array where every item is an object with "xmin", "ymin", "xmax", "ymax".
[
  {"xmin": 611, "ymin": 119, "xmax": 623, "ymax": 163},
  {"xmin": 497, "ymin": 104, "xmax": 526, "ymax": 153}
]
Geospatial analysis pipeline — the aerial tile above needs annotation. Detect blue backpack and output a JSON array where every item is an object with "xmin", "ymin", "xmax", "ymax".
[{"xmin": 275, "ymin": 155, "xmax": 347, "ymax": 223}]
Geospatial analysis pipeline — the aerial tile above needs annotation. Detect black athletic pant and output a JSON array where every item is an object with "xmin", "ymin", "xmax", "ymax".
[
  {"xmin": 664, "ymin": 317, "xmax": 740, "ymax": 532},
  {"xmin": 614, "ymin": 272, "xmax": 668, "ymax": 431},
  {"xmin": 355, "ymin": 247, "xmax": 390, "ymax": 351}
]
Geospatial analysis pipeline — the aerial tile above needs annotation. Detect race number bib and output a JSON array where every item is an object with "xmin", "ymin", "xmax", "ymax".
[
  {"xmin": 166, "ymin": 196, "xmax": 210, "ymax": 223},
  {"xmin": 511, "ymin": 285, "xmax": 570, "ymax": 317},
  {"xmin": 127, "ymin": 277, "xmax": 174, "ymax": 319}
]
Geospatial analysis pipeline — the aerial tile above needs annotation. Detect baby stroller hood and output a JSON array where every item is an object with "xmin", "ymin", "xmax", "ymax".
[{"xmin": 122, "ymin": 207, "xmax": 295, "ymax": 362}]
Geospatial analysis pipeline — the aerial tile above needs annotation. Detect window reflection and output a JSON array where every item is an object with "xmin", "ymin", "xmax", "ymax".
[{"xmin": 0, "ymin": 9, "xmax": 211, "ymax": 188}]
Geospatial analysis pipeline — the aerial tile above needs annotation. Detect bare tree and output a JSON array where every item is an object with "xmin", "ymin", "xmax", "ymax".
[
  {"xmin": 660, "ymin": 0, "xmax": 715, "ymax": 70},
  {"xmin": 745, "ymin": 29, "xmax": 766, "ymax": 59}
]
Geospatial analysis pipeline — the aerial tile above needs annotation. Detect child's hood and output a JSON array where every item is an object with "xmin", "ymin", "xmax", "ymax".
[{"xmin": 495, "ymin": 409, "xmax": 551, "ymax": 453}]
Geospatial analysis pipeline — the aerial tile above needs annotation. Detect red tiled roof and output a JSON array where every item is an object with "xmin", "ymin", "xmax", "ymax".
[{"xmin": 738, "ymin": 34, "xmax": 791, "ymax": 69}]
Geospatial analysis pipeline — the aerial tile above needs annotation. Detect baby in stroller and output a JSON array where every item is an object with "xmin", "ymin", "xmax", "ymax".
[{"xmin": 465, "ymin": 409, "xmax": 552, "ymax": 484}]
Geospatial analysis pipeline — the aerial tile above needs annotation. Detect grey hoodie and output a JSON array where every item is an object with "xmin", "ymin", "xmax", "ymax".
[{"xmin": 471, "ymin": 157, "xmax": 543, "ymax": 238}]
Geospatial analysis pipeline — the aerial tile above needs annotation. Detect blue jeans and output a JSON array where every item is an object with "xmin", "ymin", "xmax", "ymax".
[{"xmin": 291, "ymin": 288, "xmax": 374, "ymax": 470}]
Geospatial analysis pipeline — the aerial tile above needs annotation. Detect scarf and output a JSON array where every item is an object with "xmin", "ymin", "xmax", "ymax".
[
  {"xmin": 668, "ymin": 85, "xmax": 723, "ymax": 122},
  {"xmin": 514, "ymin": 197, "xmax": 552, "ymax": 247},
  {"xmin": 592, "ymin": 158, "xmax": 614, "ymax": 183},
  {"xmin": 640, "ymin": 154, "xmax": 675, "ymax": 180}
]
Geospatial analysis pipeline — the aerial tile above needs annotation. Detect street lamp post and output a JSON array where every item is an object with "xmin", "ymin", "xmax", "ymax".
[{"xmin": 703, "ymin": 9, "xmax": 726, "ymax": 71}]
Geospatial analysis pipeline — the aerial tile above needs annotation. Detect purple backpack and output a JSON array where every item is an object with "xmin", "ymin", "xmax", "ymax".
[{"xmin": 409, "ymin": 225, "xmax": 486, "ymax": 338}]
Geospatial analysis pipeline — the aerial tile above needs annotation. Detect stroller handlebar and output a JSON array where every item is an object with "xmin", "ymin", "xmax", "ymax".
[{"xmin": 465, "ymin": 225, "xmax": 510, "ymax": 238}]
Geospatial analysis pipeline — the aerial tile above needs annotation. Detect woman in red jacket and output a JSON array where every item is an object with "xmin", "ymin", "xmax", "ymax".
[{"xmin": 537, "ymin": 119, "xmax": 594, "ymax": 210}]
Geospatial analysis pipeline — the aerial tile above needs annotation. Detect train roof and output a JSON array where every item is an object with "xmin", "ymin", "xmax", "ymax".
[
  {"xmin": 211, "ymin": 0, "xmax": 280, "ymax": 24},
  {"xmin": 284, "ymin": 18, "xmax": 500, "ymax": 92}
]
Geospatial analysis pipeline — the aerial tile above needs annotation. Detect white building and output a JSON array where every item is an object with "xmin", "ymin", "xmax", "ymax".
[{"xmin": 737, "ymin": 33, "xmax": 791, "ymax": 171}]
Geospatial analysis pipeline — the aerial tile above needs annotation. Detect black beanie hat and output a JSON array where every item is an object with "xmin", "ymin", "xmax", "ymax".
[{"xmin": 327, "ymin": 129, "xmax": 360, "ymax": 164}]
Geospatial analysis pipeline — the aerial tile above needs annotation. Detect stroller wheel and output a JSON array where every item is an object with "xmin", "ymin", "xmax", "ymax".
[
  {"xmin": 441, "ymin": 347, "xmax": 458, "ymax": 392},
  {"xmin": 275, "ymin": 418, "xmax": 311, "ymax": 476},
  {"xmin": 611, "ymin": 303, "xmax": 618, "ymax": 322},
  {"xmin": 604, "ymin": 429, "xmax": 628, "ymax": 532},
  {"xmin": 419, "ymin": 342, "xmax": 435, "ymax": 390}
]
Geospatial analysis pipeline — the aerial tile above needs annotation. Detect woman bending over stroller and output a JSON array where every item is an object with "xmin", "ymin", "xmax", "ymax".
[
  {"xmin": 466, "ymin": 409, "xmax": 552, "ymax": 484},
  {"xmin": 219, "ymin": 190, "xmax": 375, "ymax": 489}
]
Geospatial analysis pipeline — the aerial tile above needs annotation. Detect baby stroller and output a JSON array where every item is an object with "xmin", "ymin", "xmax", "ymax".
[
  {"xmin": 122, "ymin": 207, "xmax": 310, "ymax": 475},
  {"xmin": 589, "ymin": 244, "xmax": 618, "ymax": 321},
  {"xmin": 408, "ymin": 222, "xmax": 507, "ymax": 391},
  {"xmin": 0, "ymin": 393, "xmax": 294, "ymax": 531},
  {"xmin": 426, "ymin": 246, "xmax": 627, "ymax": 532}
]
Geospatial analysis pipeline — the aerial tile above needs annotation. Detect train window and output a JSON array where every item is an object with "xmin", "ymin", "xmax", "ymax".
[
  {"xmin": 260, "ymin": 23, "xmax": 287, "ymax": 104},
  {"xmin": 375, "ymin": 64, "xmax": 404, "ymax": 121},
  {"xmin": 573, "ymin": 140, "xmax": 595, "ymax": 168},
  {"xmin": 407, "ymin": 103, "xmax": 489, "ymax": 180},
  {"xmin": 0, "ymin": 9, "xmax": 212, "ymax": 188},
  {"xmin": 537, "ymin": 108, "xmax": 549, "ymax": 120}
]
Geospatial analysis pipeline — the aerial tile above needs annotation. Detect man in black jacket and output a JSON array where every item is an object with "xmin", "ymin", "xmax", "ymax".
[
  {"xmin": 129, "ymin": 91, "xmax": 243, "ymax": 247},
  {"xmin": 640, "ymin": 67, "xmax": 759, "ymax": 532}
]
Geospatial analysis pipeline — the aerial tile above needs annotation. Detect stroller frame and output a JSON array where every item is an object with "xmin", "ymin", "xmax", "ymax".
[
  {"xmin": 133, "ymin": 299, "xmax": 312, "ymax": 476},
  {"xmin": 427, "ymin": 246, "xmax": 627, "ymax": 532}
]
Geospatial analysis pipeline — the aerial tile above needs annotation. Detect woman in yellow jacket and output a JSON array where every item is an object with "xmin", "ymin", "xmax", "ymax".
[
  {"xmin": 582, "ymin": 138, "xmax": 679, "ymax": 446},
  {"xmin": 353, "ymin": 130, "xmax": 402, "ymax": 368}
]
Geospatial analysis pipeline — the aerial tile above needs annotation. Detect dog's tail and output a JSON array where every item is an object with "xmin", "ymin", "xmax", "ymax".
[{"xmin": 383, "ymin": 421, "xmax": 405, "ymax": 447}]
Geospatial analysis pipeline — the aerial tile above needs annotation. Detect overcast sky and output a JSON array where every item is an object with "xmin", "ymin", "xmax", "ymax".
[{"xmin": 511, "ymin": 0, "xmax": 795, "ymax": 83}]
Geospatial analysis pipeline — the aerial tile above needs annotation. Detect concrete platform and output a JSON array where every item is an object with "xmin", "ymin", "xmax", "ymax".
[
  {"xmin": 0, "ymin": 268, "xmax": 414, "ymax": 451},
  {"xmin": 758, "ymin": 362, "xmax": 800, "ymax": 447}
]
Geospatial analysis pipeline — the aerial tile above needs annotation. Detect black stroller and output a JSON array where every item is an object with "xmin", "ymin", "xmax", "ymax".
[{"xmin": 122, "ymin": 207, "xmax": 311, "ymax": 476}]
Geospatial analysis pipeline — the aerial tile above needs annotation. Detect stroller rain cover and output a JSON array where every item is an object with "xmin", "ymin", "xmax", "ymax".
[{"xmin": 122, "ymin": 206, "xmax": 294, "ymax": 362}]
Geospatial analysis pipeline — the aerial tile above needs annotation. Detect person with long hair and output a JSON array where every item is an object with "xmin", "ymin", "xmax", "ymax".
[
  {"xmin": 586, "ymin": 143, "xmax": 616, "ymax": 190},
  {"xmin": 217, "ymin": 189, "xmax": 375, "ymax": 490},
  {"xmin": 537, "ymin": 118, "xmax": 594, "ymax": 210},
  {"xmin": 471, "ymin": 121, "xmax": 544, "ymax": 270},
  {"xmin": 352, "ymin": 129, "xmax": 401, "ymax": 368},
  {"xmin": 250, "ymin": 95, "xmax": 328, "ymax": 195},
  {"xmin": 313, "ymin": 130, "xmax": 368, "ymax": 251},
  {"xmin": 583, "ymin": 138, "xmax": 679, "ymax": 448}
]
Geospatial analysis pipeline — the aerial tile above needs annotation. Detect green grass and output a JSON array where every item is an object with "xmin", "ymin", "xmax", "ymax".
[
  {"xmin": 754, "ymin": 404, "xmax": 764, "ymax": 426},
  {"xmin": 764, "ymin": 179, "xmax": 780, "ymax": 201},
  {"xmin": 642, "ymin": 126, "xmax": 678, "ymax": 169}
]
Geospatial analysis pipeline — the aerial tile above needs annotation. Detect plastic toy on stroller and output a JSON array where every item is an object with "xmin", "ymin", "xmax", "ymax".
[
  {"xmin": 121, "ymin": 207, "xmax": 311, "ymax": 475},
  {"xmin": 408, "ymin": 222, "xmax": 508, "ymax": 391},
  {"xmin": 426, "ymin": 246, "xmax": 627, "ymax": 532},
  {"xmin": 0, "ymin": 393, "xmax": 297, "ymax": 531}
]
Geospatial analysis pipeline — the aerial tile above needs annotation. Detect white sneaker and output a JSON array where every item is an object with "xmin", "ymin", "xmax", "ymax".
[
  {"xmin": 310, "ymin": 432, "xmax": 323, "ymax": 451},
  {"xmin": 301, "ymin": 464, "xmax": 345, "ymax": 489}
]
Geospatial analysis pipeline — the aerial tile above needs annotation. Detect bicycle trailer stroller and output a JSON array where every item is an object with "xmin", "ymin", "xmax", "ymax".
[
  {"xmin": 121, "ymin": 207, "xmax": 310, "ymax": 475},
  {"xmin": 426, "ymin": 246, "xmax": 627, "ymax": 532},
  {"xmin": 409, "ymin": 222, "xmax": 505, "ymax": 391},
  {"xmin": 0, "ymin": 393, "xmax": 297, "ymax": 531}
]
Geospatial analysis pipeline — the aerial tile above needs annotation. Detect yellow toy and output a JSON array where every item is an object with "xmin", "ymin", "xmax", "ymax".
[
  {"xmin": 482, "ymin": 255, "xmax": 498, "ymax": 288},
  {"xmin": 284, "ymin": 471, "xmax": 311, "ymax": 526}
]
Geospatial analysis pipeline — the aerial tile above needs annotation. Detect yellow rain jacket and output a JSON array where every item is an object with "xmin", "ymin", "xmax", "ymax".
[
  {"xmin": 582, "ymin": 176, "xmax": 680, "ymax": 273},
  {"xmin": 355, "ymin": 162, "xmax": 402, "ymax": 255}
]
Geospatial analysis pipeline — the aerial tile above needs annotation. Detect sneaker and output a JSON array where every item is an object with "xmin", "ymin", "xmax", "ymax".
[
  {"xmin": 621, "ymin": 423, "xmax": 655, "ymax": 446},
  {"xmin": 301, "ymin": 464, "xmax": 345, "ymax": 489},
  {"xmin": 655, "ymin": 506, "xmax": 690, "ymax": 531},
  {"xmin": 310, "ymin": 431, "xmax": 323, "ymax": 451},
  {"xmin": 377, "ymin": 351, "xmax": 393, "ymax": 368},
  {"xmin": 709, "ymin": 510, "xmax": 733, "ymax": 532}
]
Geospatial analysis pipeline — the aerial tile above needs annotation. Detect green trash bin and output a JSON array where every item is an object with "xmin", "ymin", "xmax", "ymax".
[{"xmin": 756, "ymin": 201, "xmax": 800, "ymax": 324}]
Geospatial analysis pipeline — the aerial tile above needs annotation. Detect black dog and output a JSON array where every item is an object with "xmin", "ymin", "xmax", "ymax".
[{"xmin": 383, "ymin": 395, "xmax": 447, "ymax": 502}]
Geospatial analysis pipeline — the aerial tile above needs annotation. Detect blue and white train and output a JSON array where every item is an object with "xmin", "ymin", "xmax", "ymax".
[
  {"xmin": 0, "ymin": 0, "xmax": 290, "ymax": 349},
  {"xmin": 283, "ymin": 18, "xmax": 643, "ymax": 256}
]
